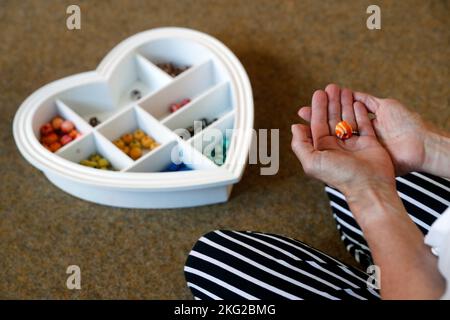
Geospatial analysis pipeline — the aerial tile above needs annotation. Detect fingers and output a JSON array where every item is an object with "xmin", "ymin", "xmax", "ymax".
[
  {"xmin": 291, "ymin": 124, "xmax": 315, "ymax": 167},
  {"xmin": 310, "ymin": 90, "xmax": 329, "ymax": 145},
  {"xmin": 298, "ymin": 106, "xmax": 311, "ymax": 122},
  {"xmin": 300, "ymin": 89, "xmax": 357, "ymax": 128},
  {"xmin": 341, "ymin": 88, "xmax": 357, "ymax": 130},
  {"xmin": 300, "ymin": 87, "xmax": 377, "ymax": 140},
  {"xmin": 353, "ymin": 91, "xmax": 381, "ymax": 113},
  {"xmin": 354, "ymin": 101, "xmax": 375, "ymax": 136},
  {"xmin": 325, "ymin": 84, "xmax": 341, "ymax": 132}
]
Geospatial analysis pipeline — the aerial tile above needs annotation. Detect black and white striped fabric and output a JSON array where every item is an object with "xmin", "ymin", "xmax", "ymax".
[
  {"xmin": 184, "ymin": 230, "xmax": 380, "ymax": 300},
  {"xmin": 326, "ymin": 172, "xmax": 450, "ymax": 269},
  {"xmin": 184, "ymin": 172, "xmax": 449, "ymax": 300}
]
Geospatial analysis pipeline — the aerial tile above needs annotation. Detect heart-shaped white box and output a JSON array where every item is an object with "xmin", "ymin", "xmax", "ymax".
[{"xmin": 13, "ymin": 28, "xmax": 254, "ymax": 208}]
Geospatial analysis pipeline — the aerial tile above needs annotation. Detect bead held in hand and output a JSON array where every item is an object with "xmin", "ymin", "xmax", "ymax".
[{"xmin": 335, "ymin": 120, "xmax": 356, "ymax": 140}]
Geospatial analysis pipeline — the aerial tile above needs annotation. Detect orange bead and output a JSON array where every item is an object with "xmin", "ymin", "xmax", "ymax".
[
  {"xmin": 335, "ymin": 121, "xmax": 353, "ymax": 140},
  {"xmin": 49, "ymin": 142, "xmax": 62, "ymax": 152},
  {"xmin": 68, "ymin": 129, "xmax": 79, "ymax": 139},
  {"xmin": 51, "ymin": 116, "xmax": 64, "ymax": 130},
  {"xmin": 129, "ymin": 147, "xmax": 142, "ymax": 160},
  {"xmin": 121, "ymin": 133, "xmax": 133, "ymax": 144},
  {"xmin": 41, "ymin": 132, "xmax": 59, "ymax": 145}
]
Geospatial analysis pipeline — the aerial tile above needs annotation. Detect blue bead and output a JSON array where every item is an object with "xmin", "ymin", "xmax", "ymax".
[
  {"xmin": 162, "ymin": 162, "xmax": 192, "ymax": 172},
  {"xmin": 179, "ymin": 164, "xmax": 191, "ymax": 171},
  {"xmin": 163, "ymin": 162, "xmax": 180, "ymax": 172}
]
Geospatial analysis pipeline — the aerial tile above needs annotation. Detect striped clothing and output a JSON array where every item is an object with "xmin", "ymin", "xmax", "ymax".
[
  {"xmin": 327, "ymin": 172, "xmax": 450, "ymax": 269},
  {"xmin": 184, "ymin": 172, "xmax": 450, "ymax": 300}
]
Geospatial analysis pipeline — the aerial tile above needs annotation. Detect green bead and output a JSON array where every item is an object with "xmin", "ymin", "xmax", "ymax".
[
  {"xmin": 98, "ymin": 158, "xmax": 110, "ymax": 168},
  {"xmin": 80, "ymin": 159, "xmax": 97, "ymax": 168}
]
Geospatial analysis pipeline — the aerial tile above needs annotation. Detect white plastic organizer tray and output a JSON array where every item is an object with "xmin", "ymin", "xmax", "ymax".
[{"xmin": 13, "ymin": 28, "xmax": 254, "ymax": 208}]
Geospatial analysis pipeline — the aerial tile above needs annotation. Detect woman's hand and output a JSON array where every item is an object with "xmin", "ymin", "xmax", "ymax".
[
  {"xmin": 299, "ymin": 88, "xmax": 450, "ymax": 177},
  {"xmin": 292, "ymin": 85, "xmax": 446, "ymax": 299},
  {"xmin": 352, "ymin": 92, "xmax": 450, "ymax": 177},
  {"xmin": 352, "ymin": 92, "xmax": 429, "ymax": 175},
  {"xmin": 291, "ymin": 84, "xmax": 396, "ymax": 196}
]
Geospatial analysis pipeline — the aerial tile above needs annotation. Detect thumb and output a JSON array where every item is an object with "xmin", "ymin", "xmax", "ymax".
[
  {"xmin": 298, "ymin": 106, "xmax": 312, "ymax": 122},
  {"xmin": 353, "ymin": 91, "xmax": 382, "ymax": 113},
  {"xmin": 291, "ymin": 124, "xmax": 315, "ymax": 170}
]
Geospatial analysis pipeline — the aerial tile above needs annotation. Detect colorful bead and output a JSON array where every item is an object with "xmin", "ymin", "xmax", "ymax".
[
  {"xmin": 140, "ymin": 136, "xmax": 154, "ymax": 149},
  {"xmin": 60, "ymin": 120, "xmax": 75, "ymax": 133},
  {"xmin": 121, "ymin": 146, "xmax": 130, "ymax": 155},
  {"xmin": 157, "ymin": 63, "xmax": 190, "ymax": 77},
  {"xmin": 113, "ymin": 139, "xmax": 125, "ymax": 149},
  {"xmin": 41, "ymin": 132, "xmax": 59, "ymax": 145},
  {"xmin": 335, "ymin": 120, "xmax": 353, "ymax": 140},
  {"xmin": 129, "ymin": 147, "xmax": 142, "ymax": 160},
  {"xmin": 133, "ymin": 129, "xmax": 145, "ymax": 140},
  {"xmin": 40, "ymin": 123, "xmax": 54, "ymax": 136},
  {"xmin": 40, "ymin": 116, "xmax": 80, "ymax": 152},
  {"xmin": 79, "ymin": 159, "xmax": 97, "ymax": 168},
  {"xmin": 80, "ymin": 154, "xmax": 113, "ymax": 170},
  {"xmin": 179, "ymin": 118, "xmax": 219, "ymax": 139},
  {"xmin": 114, "ymin": 128, "xmax": 159, "ymax": 161},
  {"xmin": 169, "ymin": 98, "xmax": 191, "ymax": 113},
  {"xmin": 68, "ymin": 129, "xmax": 80, "ymax": 140},
  {"xmin": 129, "ymin": 140, "xmax": 141, "ymax": 149},
  {"xmin": 51, "ymin": 116, "xmax": 64, "ymax": 130},
  {"xmin": 121, "ymin": 133, "xmax": 133, "ymax": 144},
  {"xmin": 205, "ymin": 135, "xmax": 230, "ymax": 166},
  {"xmin": 162, "ymin": 162, "xmax": 192, "ymax": 172},
  {"xmin": 49, "ymin": 141, "xmax": 62, "ymax": 152},
  {"xmin": 97, "ymin": 158, "xmax": 110, "ymax": 168},
  {"xmin": 60, "ymin": 134, "xmax": 73, "ymax": 146}
]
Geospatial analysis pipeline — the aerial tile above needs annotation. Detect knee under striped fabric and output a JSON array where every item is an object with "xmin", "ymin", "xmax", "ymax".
[{"xmin": 184, "ymin": 230, "xmax": 380, "ymax": 300}]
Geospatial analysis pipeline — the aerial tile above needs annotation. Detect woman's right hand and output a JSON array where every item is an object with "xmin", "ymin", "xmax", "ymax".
[{"xmin": 352, "ymin": 92, "xmax": 450, "ymax": 177}]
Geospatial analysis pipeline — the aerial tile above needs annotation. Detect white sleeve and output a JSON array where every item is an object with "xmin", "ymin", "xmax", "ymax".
[
  {"xmin": 425, "ymin": 207, "xmax": 450, "ymax": 300},
  {"xmin": 437, "ymin": 232, "xmax": 450, "ymax": 300}
]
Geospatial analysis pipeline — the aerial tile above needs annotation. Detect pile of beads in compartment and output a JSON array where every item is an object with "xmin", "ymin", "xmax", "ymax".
[
  {"xmin": 180, "ymin": 118, "xmax": 217, "ymax": 139},
  {"xmin": 80, "ymin": 154, "xmax": 113, "ymax": 170},
  {"xmin": 206, "ymin": 135, "xmax": 230, "ymax": 166},
  {"xmin": 39, "ymin": 116, "xmax": 81, "ymax": 152},
  {"xmin": 113, "ymin": 129, "xmax": 159, "ymax": 160},
  {"xmin": 162, "ymin": 162, "xmax": 192, "ymax": 172},
  {"xmin": 169, "ymin": 98, "xmax": 190, "ymax": 113},
  {"xmin": 157, "ymin": 62, "xmax": 190, "ymax": 77}
]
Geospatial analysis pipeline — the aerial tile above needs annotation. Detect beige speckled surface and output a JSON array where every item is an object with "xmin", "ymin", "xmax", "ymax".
[{"xmin": 0, "ymin": 0, "xmax": 448, "ymax": 299}]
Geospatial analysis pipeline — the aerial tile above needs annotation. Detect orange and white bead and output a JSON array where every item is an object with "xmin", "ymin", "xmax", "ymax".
[{"xmin": 335, "ymin": 120, "xmax": 353, "ymax": 140}]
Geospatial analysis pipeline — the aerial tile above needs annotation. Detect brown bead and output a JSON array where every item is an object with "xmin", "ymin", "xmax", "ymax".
[
  {"xmin": 121, "ymin": 133, "xmax": 133, "ymax": 144},
  {"xmin": 129, "ymin": 147, "xmax": 142, "ymax": 160}
]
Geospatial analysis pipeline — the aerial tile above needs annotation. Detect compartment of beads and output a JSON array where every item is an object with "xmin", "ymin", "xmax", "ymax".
[
  {"xmin": 96, "ymin": 106, "xmax": 171, "ymax": 161},
  {"xmin": 56, "ymin": 53, "xmax": 172, "ymax": 124},
  {"xmin": 58, "ymin": 132, "xmax": 130, "ymax": 171},
  {"xmin": 190, "ymin": 111, "xmax": 235, "ymax": 166},
  {"xmin": 162, "ymin": 81, "xmax": 233, "ymax": 140},
  {"xmin": 13, "ymin": 28, "xmax": 254, "ymax": 208}
]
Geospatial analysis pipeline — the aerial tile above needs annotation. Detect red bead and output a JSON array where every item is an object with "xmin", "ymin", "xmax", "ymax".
[
  {"xmin": 180, "ymin": 98, "xmax": 190, "ymax": 106},
  {"xmin": 60, "ymin": 134, "xmax": 73, "ymax": 146},
  {"xmin": 170, "ymin": 103, "xmax": 180, "ymax": 113},
  {"xmin": 41, "ymin": 132, "xmax": 58, "ymax": 145},
  {"xmin": 40, "ymin": 123, "xmax": 54, "ymax": 136},
  {"xmin": 61, "ymin": 120, "xmax": 75, "ymax": 133}
]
